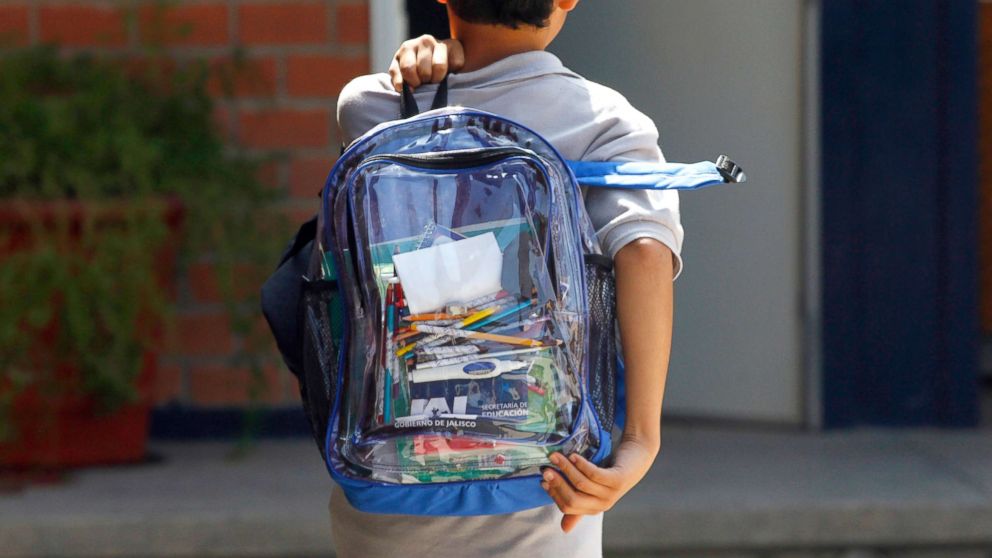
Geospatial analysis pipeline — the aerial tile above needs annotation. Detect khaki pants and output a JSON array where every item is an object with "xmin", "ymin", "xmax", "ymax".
[{"xmin": 329, "ymin": 484, "xmax": 603, "ymax": 558}]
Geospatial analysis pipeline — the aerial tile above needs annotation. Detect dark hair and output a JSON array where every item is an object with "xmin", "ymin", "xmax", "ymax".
[{"xmin": 447, "ymin": 0, "xmax": 555, "ymax": 29}]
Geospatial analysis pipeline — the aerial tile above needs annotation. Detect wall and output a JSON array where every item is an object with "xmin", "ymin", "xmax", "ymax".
[
  {"xmin": 0, "ymin": 1, "xmax": 370, "ymax": 415},
  {"xmin": 552, "ymin": 0, "xmax": 807, "ymax": 425}
]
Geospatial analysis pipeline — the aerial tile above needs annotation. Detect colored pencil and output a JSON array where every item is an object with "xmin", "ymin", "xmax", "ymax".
[
  {"xmin": 410, "ymin": 324, "xmax": 545, "ymax": 348},
  {"xmin": 416, "ymin": 346, "xmax": 547, "ymax": 369},
  {"xmin": 396, "ymin": 305, "xmax": 498, "ymax": 356},
  {"xmin": 468, "ymin": 299, "xmax": 536, "ymax": 330}
]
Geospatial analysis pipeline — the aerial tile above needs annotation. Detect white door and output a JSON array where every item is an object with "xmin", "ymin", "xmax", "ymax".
[{"xmin": 552, "ymin": 0, "xmax": 808, "ymax": 424}]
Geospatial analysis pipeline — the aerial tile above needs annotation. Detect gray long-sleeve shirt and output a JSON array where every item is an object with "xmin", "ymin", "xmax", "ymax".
[{"xmin": 337, "ymin": 50, "xmax": 684, "ymax": 277}]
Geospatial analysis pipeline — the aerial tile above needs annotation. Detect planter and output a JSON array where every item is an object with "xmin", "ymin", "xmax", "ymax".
[
  {"xmin": 0, "ymin": 199, "xmax": 182, "ymax": 470},
  {"xmin": 0, "ymin": 354, "xmax": 155, "ymax": 469}
]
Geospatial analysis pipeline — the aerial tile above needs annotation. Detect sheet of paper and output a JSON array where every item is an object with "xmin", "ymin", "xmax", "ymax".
[{"xmin": 392, "ymin": 232, "xmax": 503, "ymax": 314}]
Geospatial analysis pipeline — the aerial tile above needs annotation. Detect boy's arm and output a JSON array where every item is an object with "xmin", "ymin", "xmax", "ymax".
[{"xmin": 542, "ymin": 238, "xmax": 673, "ymax": 533}]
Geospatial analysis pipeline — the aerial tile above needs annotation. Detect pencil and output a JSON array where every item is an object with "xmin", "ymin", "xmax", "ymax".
[
  {"xmin": 468, "ymin": 299, "xmax": 536, "ymax": 330},
  {"xmin": 410, "ymin": 324, "xmax": 545, "ymax": 347},
  {"xmin": 403, "ymin": 312, "xmax": 466, "ymax": 322},
  {"xmin": 396, "ymin": 305, "xmax": 498, "ymax": 356}
]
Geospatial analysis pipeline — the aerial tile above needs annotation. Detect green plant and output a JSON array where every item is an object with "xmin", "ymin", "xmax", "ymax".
[{"xmin": 0, "ymin": 45, "xmax": 287, "ymax": 441}]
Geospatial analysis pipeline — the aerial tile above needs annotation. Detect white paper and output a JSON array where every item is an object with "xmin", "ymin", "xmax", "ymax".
[{"xmin": 392, "ymin": 232, "xmax": 503, "ymax": 314}]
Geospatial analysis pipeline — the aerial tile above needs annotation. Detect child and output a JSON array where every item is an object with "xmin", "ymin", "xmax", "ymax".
[{"xmin": 331, "ymin": 1, "xmax": 677, "ymax": 556}]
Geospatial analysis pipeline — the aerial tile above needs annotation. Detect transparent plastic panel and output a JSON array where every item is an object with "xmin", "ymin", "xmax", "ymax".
[{"xmin": 331, "ymin": 150, "xmax": 592, "ymax": 483}]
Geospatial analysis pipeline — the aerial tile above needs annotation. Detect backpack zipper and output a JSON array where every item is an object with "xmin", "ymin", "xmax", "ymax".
[{"xmin": 361, "ymin": 146, "xmax": 536, "ymax": 170}]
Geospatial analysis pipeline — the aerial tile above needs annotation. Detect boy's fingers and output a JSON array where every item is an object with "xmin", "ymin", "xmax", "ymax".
[
  {"xmin": 561, "ymin": 514, "xmax": 583, "ymax": 533},
  {"xmin": 416, "ymin": 45, "xmax": 434, "ymax": 83},
  {"xmin": 550, "ymin": 453, "xmax": 610, "ymax": 498},
  {"xmin": 398, "ymin": 46, "xmax": 421, "ymax": 88},
  {"xmin": 541, "ymin": 469, "xmax": 599, "ymax": 515},
  {"xmin": 442, "ymin": 39, "xmax": 465, "ymax": 71},
  {"xmin": 388, "ymin": 58, "xmax": 403, "ymax": 91},
  {"xmin": 430, "ymin": 42, "xmax": 449, "ymax": 83},
  {"xmin": 569, "ymin": 453, "xmax": 620, "ymax": 489}
]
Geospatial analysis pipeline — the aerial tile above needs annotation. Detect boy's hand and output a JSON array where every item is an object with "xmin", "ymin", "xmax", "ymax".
[
  {"xmin": 542, "ymin": 438, "xmax": 658, "ymax": 533},
  {"xmin": 389, "ymin": 35, "xmax": 465, "ymax": 92}
]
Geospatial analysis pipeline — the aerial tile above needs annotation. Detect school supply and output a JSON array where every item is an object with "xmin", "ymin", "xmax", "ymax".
[
  {"xmin": 392, "ymin": 232, "xmax": 503, "ymax": 315},
  {"xmin": 260, "ymin": 80, "xmax": 745, "ymax": 516}
]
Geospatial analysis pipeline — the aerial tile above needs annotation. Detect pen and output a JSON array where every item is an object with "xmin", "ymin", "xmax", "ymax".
[
  {"xmin": 382, "ymin": 277, "xmax": 398, "ymax": 424},
  {"xmin": 409, "ymin": 359, "xmax": 530, "ymax": 384},
  {"xmin": 394, "ymin": 280, "xmax": 405, "ymax": 334},
  {"xmin": 385, "ymin": 278, "xmax": 397, "ymax": 337},
  {"xmin": 410, "ymin": 324, "xmax": 545, "ymax": 348},
  {"xmin": 417, "ymin": 344, "xmax": 481, "ymax": 358}
]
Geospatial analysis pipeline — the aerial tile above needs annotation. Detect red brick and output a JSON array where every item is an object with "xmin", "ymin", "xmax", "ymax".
[
  {"xmin": 238, "ymin": 108, "xmax": 330, "ymax": 149},
  {"xmin": 153, "ymin": 362, "xmax": 185, "ymax": 404},
  {"xmin": 189, "ymin": 363, "xmax": 282, "ymax": 406},
  {"xmin": 336, "ymin": 3, "xmax": 369, "ymax": 44},
  {"xmin": 280, "ymin": 201, "xmax": 320, "ymax": 225},
  {"xmin": 187, "ymin": 261, "xmax": 267, "ymax": 303},
  {"xmin": 139, "ymin": 3, "xmax": 229, "ymax": 47},
  {"xmin": 188, "ymin": 262, "xmax": 221, "ymax": 303},
  {"xmin": 209, "ymin": 56, "xmax": 277, "ymax": 98},
  {"xmin": 176, "ymin": 312, "xmax": 234, "ymax": 356},
  {"xmin": 0, "ymin": 5, "xmax": 29, "ymax": 46},
  {"xmin": 39, "ymin": 4, "xmax": 127, "ymax": 47},
  {"xmin": 239, "ymin": 2, "xmax": 327, "ymax": 45},
  {"xmin": 289, "ymin": 156, "xmax": 333, "ymax": 199},
  {"xmin": 287, "ymin": 54, "xmax": 368, "ymax": 97},
  {"xmin": 256, "ymin": 160, "xmax": 282, "ymax": 190}
]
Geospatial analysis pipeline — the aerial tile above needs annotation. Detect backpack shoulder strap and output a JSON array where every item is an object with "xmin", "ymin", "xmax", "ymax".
[
  {"xmin": 567, "ymin": 155, "xmax": 746, "ymax": 190},
  {"xmin": 400, "ymin": 76, "xmax": 449, "ymax": 119}
]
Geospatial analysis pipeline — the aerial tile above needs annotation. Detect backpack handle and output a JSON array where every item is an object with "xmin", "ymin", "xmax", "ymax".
[{"xmin": 400, "ymin": 76, "xmax": 449, "ymax": 119}]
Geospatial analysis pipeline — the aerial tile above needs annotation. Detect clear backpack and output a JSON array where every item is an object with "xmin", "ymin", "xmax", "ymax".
[{"xmin": 264, "ymin": 83, "xmax": 744, "ymax": 516}]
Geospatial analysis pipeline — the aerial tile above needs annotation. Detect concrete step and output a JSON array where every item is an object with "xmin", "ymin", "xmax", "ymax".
[{"xmin": 1, "ymin": 427, "xmax": 991, "ymax": 556}]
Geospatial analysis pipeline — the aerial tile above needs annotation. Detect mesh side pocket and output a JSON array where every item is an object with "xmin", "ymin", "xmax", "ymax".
[
  {"xmin": 300, "ymin": 279, "xmax": 342, "ymax": 459},
  {"xmin": 584, "ymin": 254, "xmax": 617, "ymax": 436}
]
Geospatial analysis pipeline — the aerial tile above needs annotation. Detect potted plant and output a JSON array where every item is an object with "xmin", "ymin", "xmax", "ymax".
[{"xmin": 0, "ymin": 46, "xmax": 285, "ymax": 469}]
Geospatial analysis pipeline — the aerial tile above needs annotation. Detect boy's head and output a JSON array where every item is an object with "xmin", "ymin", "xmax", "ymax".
[
  {"xmin": 446, "ymin": 0, "xmax": 555, "ymax": 28},
  {"xmin": 440, "ymin": 0, "xmax": 579, "ymax": 45}
]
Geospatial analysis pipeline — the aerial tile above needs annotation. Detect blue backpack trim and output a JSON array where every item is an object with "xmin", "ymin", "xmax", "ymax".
[{"xmin": 329, "ymin": 463, "xmax": 553, "ymax": 516}]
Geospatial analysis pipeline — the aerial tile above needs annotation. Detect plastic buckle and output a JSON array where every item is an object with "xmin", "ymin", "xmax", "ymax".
[{"xmin": 715, "ymin": 155, "xmax": 747, "ymax": 183}]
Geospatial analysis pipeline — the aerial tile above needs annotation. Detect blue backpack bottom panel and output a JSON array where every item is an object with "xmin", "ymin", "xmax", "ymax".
[{"xmin": 336, "ymin": 473, "xmax": 554, "ymax": 516}]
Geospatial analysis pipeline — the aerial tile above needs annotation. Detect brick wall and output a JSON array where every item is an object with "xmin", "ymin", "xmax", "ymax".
[{"xmin": 0, "ymin": 1, "xmax": 371, "ymax": 410}]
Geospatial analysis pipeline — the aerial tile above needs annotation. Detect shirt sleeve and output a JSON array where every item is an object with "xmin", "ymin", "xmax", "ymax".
[
  {"xmin": 336, "ymin": 73, "xmax": 399, "ymax": 145},
  {"xmin": 580, "ymin": 100, "xmax": 684, "ymax": 280}
]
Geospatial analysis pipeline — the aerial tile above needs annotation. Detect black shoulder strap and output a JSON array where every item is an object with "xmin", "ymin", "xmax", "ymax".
[{"xmin": 400, "ymin": 76, "xmax": 449, "ymax": 119}]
